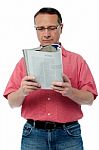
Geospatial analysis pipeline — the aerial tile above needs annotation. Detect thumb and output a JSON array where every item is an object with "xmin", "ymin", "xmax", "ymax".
[{"xmin": 62, "ymin": 74, "xmax": 71, "ymax": 83}]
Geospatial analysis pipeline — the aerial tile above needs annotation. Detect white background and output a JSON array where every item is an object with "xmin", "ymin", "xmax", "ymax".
[{"xmin": 0, "ymin": 0, "xmax": 99, "ymax": 150}]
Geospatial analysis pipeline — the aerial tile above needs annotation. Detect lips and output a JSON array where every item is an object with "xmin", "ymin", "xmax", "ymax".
[
  {"xmin": 42, "ymin": 39, "xmax": 53, "ymax": 44},
  {"xmin": 43, "ymin": 40, "xmax": 52, "ymax": 42}
]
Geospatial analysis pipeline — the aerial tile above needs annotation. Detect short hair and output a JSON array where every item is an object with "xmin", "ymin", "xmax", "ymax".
[{"xmin": 34, "ymin": 7, "xmax": 62, "ymax": 24}]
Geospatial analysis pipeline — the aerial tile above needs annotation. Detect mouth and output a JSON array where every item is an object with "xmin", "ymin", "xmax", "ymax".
[
  {"xmin": 42, "ymin": 40, "xmax": 53, "ymax": 45},
  {"xmin": 43, "ymin": 39, "xmax": 52, "ymax": 42}
]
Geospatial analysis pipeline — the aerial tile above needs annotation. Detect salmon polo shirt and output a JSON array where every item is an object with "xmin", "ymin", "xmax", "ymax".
[{"xmin": 3, "ymin": 47, "xmax": 98, "ymax": 123}]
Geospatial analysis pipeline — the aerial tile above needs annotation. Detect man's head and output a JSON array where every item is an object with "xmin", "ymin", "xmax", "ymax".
[{"xmin": 34, "ymin": 7, "xmax": 63, "ymax": 46}]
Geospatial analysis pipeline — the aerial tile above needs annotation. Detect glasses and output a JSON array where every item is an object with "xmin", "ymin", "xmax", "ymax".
[{"xmin": 34, "ymin": 25, "xmax": 60, "ymax": 32}]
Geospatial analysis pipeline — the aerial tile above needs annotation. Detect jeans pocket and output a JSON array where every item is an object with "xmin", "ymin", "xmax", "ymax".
[
  {"xmin": 22, "ymin": 122, "xmax": 33, "ymax": 137},
  {"xmin": 64, "ymin": 122, "xmax": 81, "ymax": 137}
]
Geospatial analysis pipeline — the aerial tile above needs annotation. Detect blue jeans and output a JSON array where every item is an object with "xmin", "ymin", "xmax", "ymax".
[{"xmin": 21, "ymin": 121, "xmax": 84, "ymax": 150}]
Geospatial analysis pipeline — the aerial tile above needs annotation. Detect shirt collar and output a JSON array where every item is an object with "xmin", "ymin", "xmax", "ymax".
[{"xmin": 40, "ymin": 43, "xmax": 67, "ymax": 57}]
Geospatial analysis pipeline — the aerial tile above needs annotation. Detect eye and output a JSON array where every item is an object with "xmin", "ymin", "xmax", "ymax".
[
  {"xmin": 48, "ymin": 26, "xmax": 58, "ymax": 30},
  {"xmin": 34, "ymin": 25, "xmax": 60, "ymax": 32},
  {"xmin": 36, "ymin": 26, "xmax": 45, "ymax": 31}
]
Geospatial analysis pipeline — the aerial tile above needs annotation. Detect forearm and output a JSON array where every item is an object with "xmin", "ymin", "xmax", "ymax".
[
  {"xmin": 7, "ymin": 76, "xmax": 41, "ymax": 108},
  {"xmin": 52, "ymin": 74, "xmax": 94, "ymax": 105},
  {"xmin": 65, "ymin": 88, "xmax": 94, "ymax": 105},
  {"xmin": 8, "ymin": 87, "xmax": 25, "ymax": 108}
]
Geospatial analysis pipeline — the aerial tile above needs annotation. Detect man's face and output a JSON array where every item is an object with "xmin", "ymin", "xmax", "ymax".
[{"xmin": 34, "ymin": 14, "xmax": 63, "ymax": 46}]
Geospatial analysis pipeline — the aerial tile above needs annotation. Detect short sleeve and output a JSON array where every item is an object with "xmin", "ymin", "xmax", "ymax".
[
  {"xmin": 77, "ymin": 58, "xmax": 98, "ymax": 99},
  {"xmin": 3, "ymin": 58, "xmax": 26, "ymax": 99}
]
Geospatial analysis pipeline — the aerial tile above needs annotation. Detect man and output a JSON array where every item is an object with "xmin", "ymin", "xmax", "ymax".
[{"xmin": 3, "ymin": 7, "xmax": 98, "ymax": 150}]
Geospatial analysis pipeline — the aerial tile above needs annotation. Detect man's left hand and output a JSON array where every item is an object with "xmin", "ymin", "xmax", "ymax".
[{"xmin": 51, "ymin": 74, "xmax": 73, "ymax": 97}]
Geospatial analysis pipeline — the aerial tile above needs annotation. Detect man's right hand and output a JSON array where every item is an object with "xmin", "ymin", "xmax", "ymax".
[
  {"xmin": 8, "ymin": 75, "xmax": 41, "ymax": 108},
  {"xmin": 20, "ymin": 75, "xmax": 41, "ymax": 96}
]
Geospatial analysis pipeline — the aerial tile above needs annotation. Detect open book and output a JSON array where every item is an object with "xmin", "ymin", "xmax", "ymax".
[{"xmin": 23, "ymin": 44, "xmax": 63, "ymax": 89}]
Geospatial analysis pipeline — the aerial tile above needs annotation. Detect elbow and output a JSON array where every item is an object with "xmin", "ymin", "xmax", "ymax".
[
  {"xmin": 86, "ymin": 95, "xmax": 94, "ymax": 106},
  {"xmin": 86, "ymin": 92, "xmax": 95, "ymax": 105},
  {"xmin": 8, "ymin": 99, "xmax": 21, "ymax": 108},
  {"xmin": 8, "ymin": 100, "xmax": 16, "ymax": 108},
  {"xmin": 87, "ymin": 99, "xmax": 94, "ymax": 105},
  {"xmin": 7, "ymin": 94, "xmax": 15, "ymax": 108},
  {"xmin": 80, "ymin": 99, "xmax": 93, "ymax": 105}
]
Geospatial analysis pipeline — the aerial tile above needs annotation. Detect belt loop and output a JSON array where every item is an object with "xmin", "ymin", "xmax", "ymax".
[
  {"xmin": 63, "ymin": 124, "xmax": 66, "ymax": 128},
  {"xmin": 33, "ymin": 120, "xmax": 35, "ymax": 128}
]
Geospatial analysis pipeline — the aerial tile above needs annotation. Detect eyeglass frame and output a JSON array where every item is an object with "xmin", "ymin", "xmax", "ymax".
[{"xmin": 34, "ymin": 24, "xmax": 61, "ymax": 32}]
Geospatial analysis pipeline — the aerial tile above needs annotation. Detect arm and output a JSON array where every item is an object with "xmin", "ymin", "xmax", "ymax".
[
  {"xmin": 8, "ymin": 76, "xmax": 41, "ymax": 108},
  {"xmin": 51, "ymin": 74, "xmax": 94, "ymax": 105}
]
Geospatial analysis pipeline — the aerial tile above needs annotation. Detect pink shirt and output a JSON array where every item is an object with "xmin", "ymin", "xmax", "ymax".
[{"xmin": 3, "ymin": 47, "xmax": 98, "ymax": 123}]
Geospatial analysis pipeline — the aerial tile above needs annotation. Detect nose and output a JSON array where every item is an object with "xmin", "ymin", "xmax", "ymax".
[{"xmin": 43, "ymin": 29, "xmax": 51, "ymax": 38}]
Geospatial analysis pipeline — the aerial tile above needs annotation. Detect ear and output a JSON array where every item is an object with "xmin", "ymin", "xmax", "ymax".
[
  {"xmin": 60, "ymin": 23, "xmax": 63, "ymax": 29},
  {"xmin": 60, "ymin": 23, "xmax": 63, "ymax": 33}
]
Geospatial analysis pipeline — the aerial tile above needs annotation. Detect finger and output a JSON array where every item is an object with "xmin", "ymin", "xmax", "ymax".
[
  {"xmin": 52, "ymin": 81, "xmax": 63, "ymax": 87},
  {"xmin": 52, "ymin": 81, "xmax": 69, "ymax": 88},
  {"xmin": 23, "ymin": 84, "xmax": 40, "ymax": 93},
  {"xmin": 51, "ymin": 84, "xmax": 64, "ymax": 91},
  {"xmin": 62, "ymin": 74, "xmax": 71, "ymax": 83},
  {"xmin": 22, "ymin": 86, "xmax": 39, "ymax": 96},
  {"xmin": 24, "ymin": 81, "xmax": 41, "ymax": 88},
  {"xmin": 26, "ymin": 85, "xmax": 40, "ymax": 90},
  {"xmin": 25, "ymin": 76, "xmax": 37, "ymax": 82}
]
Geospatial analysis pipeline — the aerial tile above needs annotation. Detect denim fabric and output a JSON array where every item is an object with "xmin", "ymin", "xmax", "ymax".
[{"xmin": 21, "ymin": 121, "xmax": 84, "ymax": 150}]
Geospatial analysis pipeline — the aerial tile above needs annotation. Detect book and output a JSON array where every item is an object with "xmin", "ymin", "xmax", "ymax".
[{"xmin": 23, "ymin": 44, "xmax": 63, "ymax": 89}]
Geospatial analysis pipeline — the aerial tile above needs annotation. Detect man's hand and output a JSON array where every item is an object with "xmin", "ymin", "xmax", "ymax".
[
  {"xmin": 51, "ymin": 74, "xmax": 72, "ymax": 97},
  {"xmin": 8, "ymin": 75, "xmax": 41, "ymax": 108},
  {"xmin": 21, "ymin": 75, "xmax": 41, "ymax": 96},
  {"xmin": 51, "ymin": 74, "xmax": 94, "ymax": 105}
]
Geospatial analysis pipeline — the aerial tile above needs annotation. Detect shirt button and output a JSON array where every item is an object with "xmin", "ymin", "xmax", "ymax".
[
  {"xmin": 48, "ymin": 97, "xmax": 51, "ymax": 100},
  {"xmin": 48, "ymin": 113, "xmax": 51, "ymax": 116}
]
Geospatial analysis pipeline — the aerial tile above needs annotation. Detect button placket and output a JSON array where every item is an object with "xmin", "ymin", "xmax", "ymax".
[
  {"xmin": 48, "ymin": 113, "xmax": 51, "ymax": 116},
  {"xmin": 48, "ymin": 97, "xmax": 51, "ymax": 101},
  {"xmin": 47, "ymin": 95, "xmax": 52, "ymax": 116}
]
